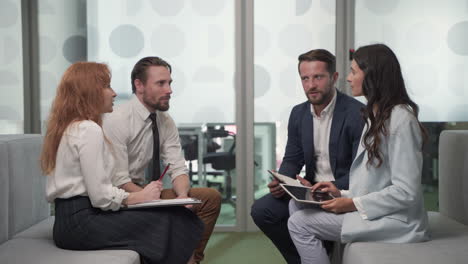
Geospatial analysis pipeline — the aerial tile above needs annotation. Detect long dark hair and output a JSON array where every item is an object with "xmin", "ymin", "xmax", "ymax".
[{"xmin": 353, "ymin": 44, "xmax": 426, "ymax": 167}]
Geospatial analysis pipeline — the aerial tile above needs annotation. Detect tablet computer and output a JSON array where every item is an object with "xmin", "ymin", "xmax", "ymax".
[
  {"xmin": 122, "ymin": 198, "xmax": 202, "ymax": 210},
  {"xmin": 280, "ymin": 184, "xmax": 335, "ymax": 204},
  {"xmin": 267, "ymin": 170, "xmax": 302, "ymax": 187}
]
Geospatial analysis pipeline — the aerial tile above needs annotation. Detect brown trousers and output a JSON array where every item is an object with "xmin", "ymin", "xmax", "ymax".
[{"xmin": 161, "ymin": 187, "xmax": 221, "ymax": 263}]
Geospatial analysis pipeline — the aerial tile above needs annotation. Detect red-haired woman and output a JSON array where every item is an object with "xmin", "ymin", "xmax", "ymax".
[{"xmin": 41, "ymin": 62, "xmax": 203, "ymax": 264}]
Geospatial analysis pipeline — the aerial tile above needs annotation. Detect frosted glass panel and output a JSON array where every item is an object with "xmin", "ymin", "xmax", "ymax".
[
  {"xmin": 87, "ymin": 0, "xmax": 235, "ymax": 124},
  {"xmin": 0, "ymin": 0, "xmax": 24, "ymax": 134},
  {"xmin": 355, "ymin": 0, "xmax": 468, "ymax": 121},
  {"xmin": 38, "ymin": 0, "xmax": 87, "ymax": 130},
  {"xmin": 87, "ymin": 0, "xmax": 237, "ymax": 226},
  {"xmin": 254, "ymin": 0, "xmax": 336, "ymax": 197}
]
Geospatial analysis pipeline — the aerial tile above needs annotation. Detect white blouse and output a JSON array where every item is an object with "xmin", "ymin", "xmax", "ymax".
[{"xmin": 46, "ymin": 120, "xmax": 129, "ymax": 211}]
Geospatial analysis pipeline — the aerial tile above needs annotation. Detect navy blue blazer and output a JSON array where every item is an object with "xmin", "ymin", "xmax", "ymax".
[{"xmin": 278, "ymin": 90, "xmax": 365, "ymax": 190}]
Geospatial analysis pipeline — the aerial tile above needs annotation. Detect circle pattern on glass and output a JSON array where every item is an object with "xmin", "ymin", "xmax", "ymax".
[
  {"xmin": 63, "ymin": 35, "xmax": 87, "ymax": 63},
  {"xmin": 405, "ymin": 22, "xmax": 440, "ymax": 55},
  {"xmin": 448, "ymin": 64, "xmax": 468, "ymax": 97},
  {"xmin": 40, "ymin": 36, "xmax": 57, "ymax": 65},
  {"xmin": 255, "ymin": 106, "xmax": 272, "ymax": 122},
  {"xmin": 150, "ymin": 0, "xmax": 185, "ymax": 16},
  {"xmin": 364, "ymin": 0, "xmax": 399, "ymax": 15},
  {"xmin": 320, "ymin": 0, "xmax": 335, "ymax": 14},
  {"xmin": 319, "ymin": 24, "xmax": 335, "ymax": 50},
  {"xmin": 405, "ymin": 64, "xmax": 438, "ymax": 98},
  {"xmin": 40, "ymin": 71, "xmax": 58, "ymax": 101},
  {"xmin": 171, "ymin": 66, "xmax": 186, "ymax": 97},
  {"xmin": 109, "ymin": 25, "xmax": 144, "ymax": 58},
  {"xmin": 278, "ymin": 24, "xmax": 314, "ymax": 58},
  {"xmin": 206, "ymin": 24, "xmax": 225, "ymax": 57},
  {"xmin": 447, "ymin": 21, "xmax": 468, "ymax": 56},
  {"xmin": 125, "ymin": 0, "xmax": 143, "ymax": 16},
  {"xmin": 38, "ymin": 0, "xmax": 55, "ymax": 15},
  {"xmin": 255, "ymin": 64, "xmax": 271, "ymax": 98},
  {"xmin": 111, "ymin": 66, "xmax": 131, "ymax": 95},
  {"xmin": 193, "ymin": 66, "xmax": 224, "ymax": 82},
  {"xmin": 192, "ymin": 0, "xmax": 226, "ymax": 16},
  {"xmin": 1, "ymin": 35, "xmax": 19, "ymax": 65},
  {"xmin": 255, "ymin": 25, "xmax": 271, "ymax": 57},
  {"xmin": 0, "ymin": 105, "xmax": 20, "ymax": 119},
  {"xmin": 279, "ymin": 65, "xmax": 302, "ymax": 98},
  {"xmin": 295, "ymin": 0, "xmax": 312, "ymax": 16},
  {"xmin": 0, "ymin": 70, "xmax": 19, "ymax": 85},
  {"xmin": 151, "ymin": 25, "xmax": 186, "ymax": 58}
]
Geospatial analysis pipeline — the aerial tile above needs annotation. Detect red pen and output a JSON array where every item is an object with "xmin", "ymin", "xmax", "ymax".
[{"xmin": 158, "ymin": 163, "xmax": 171, "ymax": 181}]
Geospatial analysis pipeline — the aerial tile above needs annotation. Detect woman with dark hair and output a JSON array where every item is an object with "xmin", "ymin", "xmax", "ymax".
[
  {"xmin": 287, "ymin": 44, "xmax": 429, "ymax": 264},
  {"xmin": 41, "ymin": 62, "xmax": 203, "ymax": 264}
]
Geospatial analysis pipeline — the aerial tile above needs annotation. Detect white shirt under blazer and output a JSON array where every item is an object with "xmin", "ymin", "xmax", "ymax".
[{"xmin": 341, "ymin": 105, "xmax": 430, "ymax": 243}]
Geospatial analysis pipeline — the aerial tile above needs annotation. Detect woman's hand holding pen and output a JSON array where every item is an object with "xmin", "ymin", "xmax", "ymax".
[
  {"xmin": 140, "ymin": 180, "xmax": 163, "ymax": 201},
  {"xmin": 124, "ymin": 180, "xmax": 163, "ymax": 205}
]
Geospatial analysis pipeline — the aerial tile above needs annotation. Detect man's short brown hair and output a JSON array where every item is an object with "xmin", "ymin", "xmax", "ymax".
[
  {"xmin": 298, "ymin": 49, "xmax": 336, "ymax": 75},
  {"xmin": 131, "ymin": 57, "xmax": 172, "ymax": 93}
]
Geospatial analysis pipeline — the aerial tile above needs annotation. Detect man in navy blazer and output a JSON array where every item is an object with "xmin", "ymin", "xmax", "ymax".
[{"xmin": 251, "ymin": 49, "xmax": 364, "ymax": 263}]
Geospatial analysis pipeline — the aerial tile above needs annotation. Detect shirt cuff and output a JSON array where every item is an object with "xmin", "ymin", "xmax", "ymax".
[
  {"xmin": 110, "ymin": 189, "xmax": 130, "ymax": 211},
  {"xmin": 340, "ymin": 190, "xmax": 350, "ymax": 198},
  {"xmin": 353, "ymin": 197, "xmax": 369, "ymax": 220}
]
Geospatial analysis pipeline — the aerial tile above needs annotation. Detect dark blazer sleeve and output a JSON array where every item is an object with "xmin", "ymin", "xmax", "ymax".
[
  {"xmin": 332, "ymin": 98, "xmax": 365, "ymax": 190},
  {"xmin": 278, "ymin": 105, "xmax": 305, "ymax": 178}
]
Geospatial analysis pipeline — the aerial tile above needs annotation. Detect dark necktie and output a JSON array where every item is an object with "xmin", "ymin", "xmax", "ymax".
[{"xmin": 149, "ymin": 113, "xmax": 161, "ymax": 181}]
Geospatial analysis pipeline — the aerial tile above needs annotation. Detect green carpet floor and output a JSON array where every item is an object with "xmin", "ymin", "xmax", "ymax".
[{"xmin": 203, "ymin": 232, "xmax": 285, "ymax": 264}]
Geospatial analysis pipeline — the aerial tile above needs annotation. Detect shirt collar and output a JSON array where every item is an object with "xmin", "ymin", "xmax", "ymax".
[
  {"xmin": 131, "ymin": 95, "xmax": 153, "ymax": 121},
  {"xmin": 311, "ymin": 89, "xmax": 337, "ymax": 118}
]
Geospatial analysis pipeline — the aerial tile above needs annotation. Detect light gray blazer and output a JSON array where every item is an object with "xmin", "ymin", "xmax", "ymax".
[{"xmin": 341, "ymin": 105, "xmax": 430, "ymax": 243}]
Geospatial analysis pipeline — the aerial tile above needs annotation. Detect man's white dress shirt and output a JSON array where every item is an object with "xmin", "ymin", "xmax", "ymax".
[
  {"xmin": 310, "ymin": 91, "xmax": 337, "ymax": 182},
  {"xmin": 103, "ymin": 95, "xmax": 188, "ymax": 187}
]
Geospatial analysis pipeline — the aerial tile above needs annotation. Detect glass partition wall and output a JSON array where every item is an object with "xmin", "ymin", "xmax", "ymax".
[{"xmin": 253, "ymin": 0, "xmax": 336, "ymax": 200}]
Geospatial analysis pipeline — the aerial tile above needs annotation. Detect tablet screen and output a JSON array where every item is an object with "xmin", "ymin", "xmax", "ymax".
[{"xmin": 281, "ymin": 184, "xmax": 334, "ymax": 204}]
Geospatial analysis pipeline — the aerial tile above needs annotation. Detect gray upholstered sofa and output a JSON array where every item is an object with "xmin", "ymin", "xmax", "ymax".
[
  {"xmin": 341, "ymin": 130, "xmax": 468, "ymax": 264},
  {"xmin": 0, "ymin": 135, "xmax": 139, "ymax": 264}
]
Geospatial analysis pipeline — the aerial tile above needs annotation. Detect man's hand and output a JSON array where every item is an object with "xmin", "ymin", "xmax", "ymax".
[
  {"xmin": 268, "ymin": 179, "xmax": 285, "ymax": 198},
  {"xmin": 175, "ymin": 194, "xmax": 194, "ymax": 209},
  {"xmin": 296, "ymin": 175, "xmax": 312, "ymax": 187},
  {"xmin": 311, "ymin": 181, "xmax": 340, "ymax": 198},
  {"xmin": 320, "ymin": 197, "xmax": 356, "ymax": 214}
]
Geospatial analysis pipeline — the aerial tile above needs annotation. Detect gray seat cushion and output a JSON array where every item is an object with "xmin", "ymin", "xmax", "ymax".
[
  {"xmin": 343, "ymin": 212, "xmax": 468, "ymax": 264},
  {"xmin": 13, "ymin": 217, "xmax": 54, "ymax": 240},
  {"xmin": 0, "ymin": 237, "xmax": 140, "ymax": 264}
]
